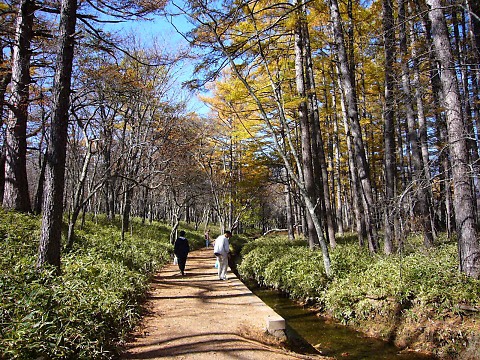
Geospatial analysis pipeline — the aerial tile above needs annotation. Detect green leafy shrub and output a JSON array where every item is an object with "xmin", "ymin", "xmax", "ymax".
[
  {"xmin": 238, "ymin": 234, "xmax": 480, "ymax": 331},
  {"xmin": 238, "ymin": 236, "xmax": 305, "ymax": 285},
  {"xmin": 0, "ymin": 211, "xmax": 173, "ymax": 359},
  {"xmin": 263, "ymin": 247, "xmax": 328, "ymax": 299}
]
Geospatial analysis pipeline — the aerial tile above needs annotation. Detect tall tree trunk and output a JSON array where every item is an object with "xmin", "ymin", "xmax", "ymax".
[
  {"xmin": 383, "ymin": 0, "xmax": 396, "ymax": 254},
  {"xmin": 301, "ymin": 6, "xmax": 336, "ymax": 248},
  {"xmin": 329, "ymin": 0, "xmax": 378, "ymax": 252},
  {"xmin": 37, "ymin": 0, "xmax": 78, "ymax": 272},
  {"xmin": 426, "ymin": 0, "xmax": 480, "ymax": 278},
  {"xmin": 294, "ymin": 11, "xmax": 320, "ymax": 248},
  {"xmin": 332, "ymin": 107, "xmax": 344, "ymax": 235},
  {"xmin": 452, "ymin": 4, "xmax": 480, "ymax": 218},
  {"xmin": 419, "ymin": 2, "xmax": 454, "ymax": 235},
  {"xmin": 322, "ymin": 64, "xmax": 342, "ymax": 235},
  {"xmin": 3, "ymin": 0, "xmax": 34, "ymax": 212},
  {"xmin": 0, "ymin": 39, "xmax": 10, "ymax": 202},
  {"xmin": 334, "ymin": 69, "xmax": 367, "ymax": 245},
  {"xmin": 409, "ymin": 5, "xmax": 438, "ymax": 236},
  {"xmin": 0, "ymin": 47, "xmax": 10, "ymax": 203},
  {"xmin": 399, "ymin": 0, "xmax": 435, "ymax": 248}
]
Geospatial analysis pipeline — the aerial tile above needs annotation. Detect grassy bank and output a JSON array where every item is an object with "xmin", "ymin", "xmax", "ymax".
[
  {"xmin": 237, "ymin": 235, "xmax": 480, "ymax": 359},
  {"xmin": 0, "ymin": 210, "xmax": 203, "ymax": 359}
]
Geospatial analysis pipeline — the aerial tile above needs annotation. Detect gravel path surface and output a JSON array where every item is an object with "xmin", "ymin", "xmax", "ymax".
[{"xmin": 122, "ymin": 247, "xmax": 329, "ymax": 360}]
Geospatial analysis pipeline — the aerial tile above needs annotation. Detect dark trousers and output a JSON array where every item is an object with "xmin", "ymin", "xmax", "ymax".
[{"xmin": 177, "ymin": 256, "xmax": 187, "ymax": 274}]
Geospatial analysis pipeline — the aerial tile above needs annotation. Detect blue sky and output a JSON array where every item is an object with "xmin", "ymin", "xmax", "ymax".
[{"xmin": 105, "ymin": 9, "xmax": 211, "ymax": 116}]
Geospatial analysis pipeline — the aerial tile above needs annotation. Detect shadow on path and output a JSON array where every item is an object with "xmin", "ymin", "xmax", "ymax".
[{"xmin": 122, "ymin": 248, "xmax": 328, "ymax": 360}]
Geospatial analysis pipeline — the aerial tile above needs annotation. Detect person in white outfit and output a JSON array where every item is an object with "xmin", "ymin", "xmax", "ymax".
[{"xmin": 213, "ymin": 230, "xmax": 232, "ymax": 280}]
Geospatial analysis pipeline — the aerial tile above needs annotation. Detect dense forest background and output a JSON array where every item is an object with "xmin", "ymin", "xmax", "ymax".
[
  {"xmin": 1, "ymin": 0, "xmax": 480, "ymax": 358},
  {"xmin": 0, "ymin": 0, "xmax": 479, "ymax": 277}
]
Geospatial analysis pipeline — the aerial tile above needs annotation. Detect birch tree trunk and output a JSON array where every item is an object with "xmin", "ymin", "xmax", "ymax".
[
  {"xmin": 37, "ymin": 0, "xmax": 78, "ymax": 272},
  {"xmin": 426, "ymin": 0, "xmax": 480, "ymax": 278}
]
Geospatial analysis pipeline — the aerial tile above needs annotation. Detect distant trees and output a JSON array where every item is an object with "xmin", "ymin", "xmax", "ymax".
[
  {"xmin": 1, "ymin": 0, "xmax": 479, "ymax": 278},
  {"xmin": 199, "ymin": 75, "xmax": 272, "ymax": 233},
  {"xmin": 1, "ymin": 0, "xmax": 180, "ymax": 271}
]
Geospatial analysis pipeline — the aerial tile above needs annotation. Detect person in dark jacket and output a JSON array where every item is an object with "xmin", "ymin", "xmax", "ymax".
[{"xmin": 174, "ymin": 230, "xmax": 190, "ymax": 276}]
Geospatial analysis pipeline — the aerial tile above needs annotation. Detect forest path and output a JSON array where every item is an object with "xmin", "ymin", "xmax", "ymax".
[{"xmin": 122, "ymin": 247, "xmax": 329, "ymax": 360}]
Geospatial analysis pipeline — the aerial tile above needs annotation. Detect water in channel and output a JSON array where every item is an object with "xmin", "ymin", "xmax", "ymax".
[{"xmin": 250, "ymin": 286, "xmax": 436, "ymax": 360}]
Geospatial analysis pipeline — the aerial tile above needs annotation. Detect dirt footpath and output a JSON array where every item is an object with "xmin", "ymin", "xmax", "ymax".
[{"xmin": 122, "ymin": 248, "xmax": 329, "ymax": 360}]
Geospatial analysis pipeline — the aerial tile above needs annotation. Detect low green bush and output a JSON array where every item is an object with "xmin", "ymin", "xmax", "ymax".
[
  {"xmin": 238, "ymin": 237, "xmax": 329, "ymax": 300},
  {"xmin": 238, "ymin": 234, "xmax": 480, "ymax": 327},
  {"xmin": 0, "ymin": 210, "xmax": 173, "ymax": 359}
]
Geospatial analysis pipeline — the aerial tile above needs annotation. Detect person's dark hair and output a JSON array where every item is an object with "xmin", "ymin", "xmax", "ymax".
[
  {"xmin": 179, "ymin": 230, "xmax": 186, "ymax": 237},
  {"xmin": 225, "ymin": 230, "xmax": 232, "ymax": 237}
]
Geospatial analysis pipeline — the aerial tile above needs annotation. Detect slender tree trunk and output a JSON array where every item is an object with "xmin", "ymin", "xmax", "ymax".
[
  {"xmin": 66, "ymin": 145, "xmax": 92, "ymax": 249},
  {"xmin": 427, "ymin": 0, "xmax": 480, "ymax": 278},
  {"xmin": 322, "ymin": 65, "xmax": 343, "ymax": 236},
  {"xmin": 329, "ymin": 0, "xmax": 378, "ymax": 251},
  {"xmin": 419, "ymin": 3, "xmax": 454, "ymax": 235},
  {"xmin": 37, "ymin": 0, "xmax": 78, "ymax": 272},
  {"xmin": 285, "ymin": 171, "xmax": 295, "ymax": 240},
  {"xmin": 0, "ymin": 48, "xmax": 9, "ymax": 204},
  {"xmin": 301, "ymin": 7, "xmax": 336, "ymax": 247},
  {"xmin": 452, "ymin": 4, "xmax": 480, "ymax": 219},
  {"xmin": 383, "ymin": 0, "xmax": 396, "ymax": 254},
  {"xmin": 141, "ymin": 187, "xmax": 149, "ymax": 224},
  {"xmin": 0, "ymin": 42, "xmax": 10, "ymax": 126},
  {"xmin": 410, "ymin": 6, "xmax": 438, "ymax": 237},
  {"xmin": 399, "ymin": 0, "xmax": 435, "ymax": 248},
  {"xmin": 294, "ymin": 12, "xmax": 320, "ymax": 248},
  {"xmin": 335, "ymin": 69, "xmax": 367, "ymax": 245},
  {"xmin": 33, "ymin": 152, "xmax": 46, "ymax": 214},
  {"xmin": 3, "ymin": 0, "xmax": 35, "ymax": 212},
  {"xmin": 102, "ymin": 121, "xmax": 115, "ymax": 220},
  {"xmin": 121, "ymin": 186, "xmax": 133, "ymax": 241},
  {"xmin": 332, "ymin": 109, "xmax": 344, "ymax": 235}
]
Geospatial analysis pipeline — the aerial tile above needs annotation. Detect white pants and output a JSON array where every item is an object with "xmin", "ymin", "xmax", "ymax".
[{"xmin": 216, "ymin": 253, "xmax": 228, "ymax": 280}]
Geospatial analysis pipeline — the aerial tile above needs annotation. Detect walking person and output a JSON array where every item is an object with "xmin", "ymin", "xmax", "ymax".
[
  {"xmin": 214, "ymin": 230, "xmax": 232, "ymax": 280},
  {"xmin": 204, "ymin": 229, "xmax": 211, "ymax": 248},
  {"xmin": 174, "ymin": 230, "xmax": 190, "ymax": 276}
]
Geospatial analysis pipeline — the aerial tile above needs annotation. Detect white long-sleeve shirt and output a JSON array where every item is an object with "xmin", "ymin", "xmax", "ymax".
[{"xmin": 214, "ymin": 234, "xmax": 229, "ymax": 255}]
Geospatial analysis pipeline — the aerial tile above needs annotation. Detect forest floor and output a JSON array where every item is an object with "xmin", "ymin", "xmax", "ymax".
[{"xmin": 121, "ymin": 247, "xmax": 330, "ymax": 360}]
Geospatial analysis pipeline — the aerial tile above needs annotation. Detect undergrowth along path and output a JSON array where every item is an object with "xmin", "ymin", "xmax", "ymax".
[{"xmin": 122, "ymin": 247, "xmax": 329, "ymax": 359}]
